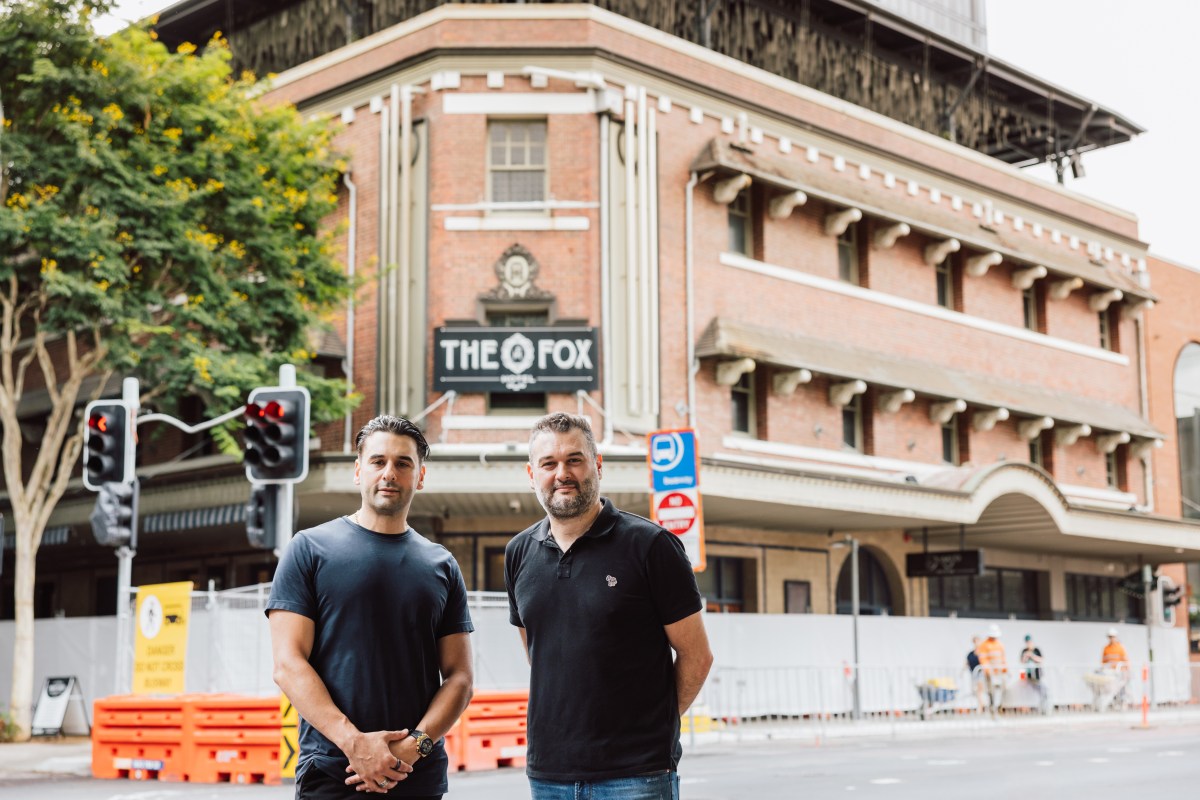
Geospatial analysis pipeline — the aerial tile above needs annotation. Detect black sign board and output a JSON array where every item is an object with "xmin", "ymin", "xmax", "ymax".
[
  {"xmin": 434, "ymin": 327, "xmax": 599, "ymax": 393},
  {"xmin": 905, "ymin": 549, "xmax": 985, "ymax": 578}
]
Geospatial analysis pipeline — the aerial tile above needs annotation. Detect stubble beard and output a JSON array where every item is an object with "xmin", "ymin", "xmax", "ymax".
[{"xmin": 541, "ymin": 476, "xmax": 599, "ymax": 520}]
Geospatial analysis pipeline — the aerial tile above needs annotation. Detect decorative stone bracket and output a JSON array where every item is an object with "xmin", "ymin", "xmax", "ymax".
[
  {"xmin": 773, "ymin": 368, "xmax": 813, "ymax": 396},
  {"xmin": 715, "ymin": 357, "xmax": 756, "ymax": 386}
]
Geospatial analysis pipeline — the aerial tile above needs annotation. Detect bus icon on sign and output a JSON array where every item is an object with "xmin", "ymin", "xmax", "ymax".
[
  {"xmin": 647, "ymin": 429, "xmax": 698, "ymax": 492},
  {"xmin": 650, "ymin": 433, "xmax": 684, "ymax": 472}
]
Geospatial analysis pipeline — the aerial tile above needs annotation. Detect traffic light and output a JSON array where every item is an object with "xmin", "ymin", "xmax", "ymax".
[
  {"xmin": 90, "ymin": 480, "xmax": 139, "ymax": 548},
  {"xmin": 245, "ymin": 484, "xmax": 279, "ymax": 550},
  {"xmin": 83, "ymin": 401, "xmax": 134, "ymax": 490},
  {"xmin": 1155, "ymin": 575, "xmax": 1185, "ymax": 626},
  {"xmin": 244, "ymin": 387, "xmax": 310, "ymax": 483}
]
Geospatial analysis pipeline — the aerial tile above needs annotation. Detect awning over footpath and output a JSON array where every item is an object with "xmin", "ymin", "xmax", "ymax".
[
  {"xmin": 691, "ymin": 138, "xmax": 1154, "ymax": 303},
  {"xmin": 697, "ymin": 316, "xmax": 1161, "ymax": 439}
]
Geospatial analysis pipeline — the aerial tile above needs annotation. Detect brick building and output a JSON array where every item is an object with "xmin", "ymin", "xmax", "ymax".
[{"xmin": 5, "ymin": 1, "xmax": 1198, "ymax": 629}]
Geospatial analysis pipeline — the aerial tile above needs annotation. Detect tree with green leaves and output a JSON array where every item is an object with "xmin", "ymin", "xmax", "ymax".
[{"xmin": 0, "ymin": 0, "xmax": 353, "ymax": 738}]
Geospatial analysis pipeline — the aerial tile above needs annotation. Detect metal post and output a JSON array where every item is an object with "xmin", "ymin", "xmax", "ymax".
[
  {"xmin": 277, "ymin": 365, "xmax": 297, "ymax": 555},
  {"xmin": 850, "ymin": 537, "xmax": 861, "ymax": 721},
  {"xmin": 115, "ymin": 377, "xmax": 140, "ymax": 694},
  {"xmin": 115, "ymin": 546, "xmax": 133, "ymax": 693}
]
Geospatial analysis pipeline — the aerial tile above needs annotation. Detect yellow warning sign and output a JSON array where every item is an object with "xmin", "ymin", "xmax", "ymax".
[
  {"xmin": 132, "ymin": 581, "xmax": 193, "ymax": 695},
  {"xmin": 280, "ymin": 694, "xmax": 298, "ymax": 779}
]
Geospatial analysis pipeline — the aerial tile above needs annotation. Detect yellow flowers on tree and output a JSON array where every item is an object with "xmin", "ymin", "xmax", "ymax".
[{"xmin": 0, "ymin": 0, "xmax": 354, "ymax": 738}]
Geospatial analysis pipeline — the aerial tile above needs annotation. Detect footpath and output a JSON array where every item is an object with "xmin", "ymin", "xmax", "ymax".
[{"xmin": 0, "ymin": 737, "xmax": 91, "ymax": 782}]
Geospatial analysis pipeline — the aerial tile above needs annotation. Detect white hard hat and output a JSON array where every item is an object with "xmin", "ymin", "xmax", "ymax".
[
  {"xmin": 988, "ymin": 624, "xmax": 1002, "ymax": 638},
  {"xmin": 1107, "ymin": 627, "xmax": 1118, "ymax": 637}
]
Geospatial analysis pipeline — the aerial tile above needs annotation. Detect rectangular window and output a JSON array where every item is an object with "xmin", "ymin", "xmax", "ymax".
[
  {"xmin": 1105, "ymin": 447, "xmax": 1126, "ymax": 490},
  {"xmin": 936, "ymin": 257, "xmax": 955, "ymax": 309},
  {"xmin": 941, "ymin": 417, "xmax": 959, "ymax": 465},
  {"xmin": 842, "ymin": 394, "xmax": 862, "ymax": 451},
  {"xmin": 488, "ymin": 120, "xmax": 547, "ymax": 203},
  {"xmin": 695, "ymin": 556, "xmax": 748, "ymax": 613},
  {"xmin": 1098, "ymin": 309, "xmax": 1117, "ymax": 351},
  {"xmin": 837, "ymin": 223, "xmax": 859, "ymax": 283},
  {"xmin": 930, "ymin": 568, "xmax": 1045, "ymax": 619},
  {"xmin": 1065, "ymin": 573, "xmax": 1143, "ymax": 622},
  {"xmin": 1022, "ymin": 286, "xmax": 1039, "ymax": 331},
  {"xmin": 731, "ymin": 371, "xmax": 755, "ymax": 436},
  {"xmin": 785, "ymin": 580, "xmax": 813, "ymax": 614},
  {"xmin": 727, "ymin": 189, "xmax": 752, "ymax": 255}
]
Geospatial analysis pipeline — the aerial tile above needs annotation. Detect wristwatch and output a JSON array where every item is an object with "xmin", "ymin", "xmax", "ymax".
[{"xmin": 408, "ymin": 729, "xmax": 434, "ymax": 758}]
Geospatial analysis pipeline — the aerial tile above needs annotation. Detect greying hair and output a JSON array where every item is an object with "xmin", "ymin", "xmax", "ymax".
[
  {"xmin": 529, "ymin": 412, "xmax": 597, "ymax": 459},
  {"xmin": 355, "ymin": 415, "xmax": 430, "ymax": 462}
]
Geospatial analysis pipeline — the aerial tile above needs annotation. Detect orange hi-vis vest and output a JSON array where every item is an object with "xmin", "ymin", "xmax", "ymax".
[
  {"xmin": 1102, "ymin": 641, "xmax": 1129, "ymax": 668},
  {"xmin": 976, "ymin": 638, "xmax": 1006, "ymax": 674}
]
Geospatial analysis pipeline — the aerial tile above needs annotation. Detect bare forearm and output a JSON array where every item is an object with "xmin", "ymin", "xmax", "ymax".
[
  {"xmin": 274, "ymin": 657, "xmax": 360, "ymax": 752},
  {"xmin": 409, "ymin": 672, "xmax": 473, "ymax": 742},
  {"xmin": 675, "ymin": 651, "xmax": 714, "ymax": 715}
]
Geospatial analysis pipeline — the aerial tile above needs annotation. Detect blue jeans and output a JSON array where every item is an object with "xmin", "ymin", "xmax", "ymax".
[{"xmin": 530, "ymin": 773, "xmax": 679, "ymax": 800}]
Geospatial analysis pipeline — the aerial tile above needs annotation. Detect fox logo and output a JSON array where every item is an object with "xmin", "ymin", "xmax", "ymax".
[{"xmin": 606, "ymin": 575, "xmax": 618, "ymax": 587}]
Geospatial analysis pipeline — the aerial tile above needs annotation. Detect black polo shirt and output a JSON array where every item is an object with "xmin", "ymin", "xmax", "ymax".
[{"xmin": 505, "ymin": 498, "xmax": 703, "ymax": 781}]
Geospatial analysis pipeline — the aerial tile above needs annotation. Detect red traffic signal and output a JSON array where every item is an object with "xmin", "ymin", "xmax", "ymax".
[
  {"xmin": 244, "ymin": 387, "xmax": 310, "ymax": 484},
  {"xmin": 83, "ymin": 401, "xmax": 134, "ymax": 490}
]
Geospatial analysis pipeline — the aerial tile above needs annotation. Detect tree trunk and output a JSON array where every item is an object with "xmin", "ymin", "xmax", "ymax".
[{"xmin": 9, "ymin": 519, "xmax": 36, "ymax": 740}]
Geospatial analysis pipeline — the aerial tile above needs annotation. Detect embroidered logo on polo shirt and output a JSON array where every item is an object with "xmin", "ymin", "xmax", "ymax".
[{"xmin": 606, "ymin": 575, "xmax": 618, "ymax": 587}]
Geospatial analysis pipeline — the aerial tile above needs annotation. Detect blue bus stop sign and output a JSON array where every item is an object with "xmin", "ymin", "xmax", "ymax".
[{"xmin": 648, "ymin": 429, "xmax": 699, "ymax": 492}]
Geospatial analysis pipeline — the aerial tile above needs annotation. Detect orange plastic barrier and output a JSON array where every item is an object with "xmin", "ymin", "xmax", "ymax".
[
  {"xmin": 91, "ymin": 696, "xmax": 188, "ymax": 781},
  {"xmin": 92, "ymin": 694, "xmax": 281, "ymax": 784},
  {"xmin": 92, "ymin": 689, "xmax": 533, "ymax": 782},
  {"xmin": 186, "ymin": 695, "xmax": 281, "ymax": 784},
  {"xmin": 455, "ymin": 690, "xmax": 529, "ymax": 772}
]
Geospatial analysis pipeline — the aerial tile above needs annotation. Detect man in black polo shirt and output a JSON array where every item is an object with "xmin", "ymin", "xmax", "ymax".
[{"xmin": 506, "ymin": 413, "xmax": 713, "ymax": 800}]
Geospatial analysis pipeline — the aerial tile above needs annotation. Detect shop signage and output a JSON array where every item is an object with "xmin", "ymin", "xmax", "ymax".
[
  {"xmin": 434, "ymin": 327, "xmax": 599, "ymax": 393},
  {"xmin": 905, "ymin": 550, "xmax": 985, "ymax": 578}
]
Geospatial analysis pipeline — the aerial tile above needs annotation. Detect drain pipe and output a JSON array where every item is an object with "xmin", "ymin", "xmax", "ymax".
[
  {"xmin": 685, "ymin": 171, "xmax": 699, "ymax": 430},
  {"xmin": 599, "ymin": 113, "xmax": 614, "ymax": 445},
  {"xmin": 342, "ymin": 169, "xmax": 357, "ymax": 453}
]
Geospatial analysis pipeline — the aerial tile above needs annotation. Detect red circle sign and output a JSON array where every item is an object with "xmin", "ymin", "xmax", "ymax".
[{"xmin": 656, "ymin": 492, "xmax": 696, "ymax": 536}]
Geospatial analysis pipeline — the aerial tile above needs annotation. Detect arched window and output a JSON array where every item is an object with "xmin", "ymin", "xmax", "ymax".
[
  {"xmin": 1175, "ymin": 343, "xmax": 1200, "ymax": 519},
  {"xmin": 836, "ymin": 548, "xmax": 894, "ymax": 615}
]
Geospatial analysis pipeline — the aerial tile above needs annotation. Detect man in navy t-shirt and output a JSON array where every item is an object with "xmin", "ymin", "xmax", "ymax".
[
  {"xmin": 506, "ymin": 413, "xmax": 713, "ymax": 800},
  {"xmin": 268, "ymin": 416, "xmax": 474, "ymax": 798}
]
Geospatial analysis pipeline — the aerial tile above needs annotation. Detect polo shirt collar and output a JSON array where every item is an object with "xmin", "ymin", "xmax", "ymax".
[{"xmin": 531, "ymin": 497, "xmax": 618, "ymax": 543}]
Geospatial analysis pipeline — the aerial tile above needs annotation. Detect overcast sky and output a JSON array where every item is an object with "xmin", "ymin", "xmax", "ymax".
[{"xmin": 95, "ymin": 1, "xmax": 1200, "ymax": 268}]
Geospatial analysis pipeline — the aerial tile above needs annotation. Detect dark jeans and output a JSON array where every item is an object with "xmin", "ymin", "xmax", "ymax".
[
  {"xmin": 530, "ymin": 772, "xmax": 679, "ymax": 800},
  {"xmin": 296, "ymin": 766, "xmax": 442, "ymax": 800}
]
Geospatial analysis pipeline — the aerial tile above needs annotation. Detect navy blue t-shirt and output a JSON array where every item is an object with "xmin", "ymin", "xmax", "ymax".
[{"xmin": 266, "ymin": 517, "xmax": 474, "ymax": 793}]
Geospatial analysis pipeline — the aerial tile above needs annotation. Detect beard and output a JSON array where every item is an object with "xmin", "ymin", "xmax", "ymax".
[{"xmin": 538, "ymin": 475, "xmax": 599, "ymax": 520}]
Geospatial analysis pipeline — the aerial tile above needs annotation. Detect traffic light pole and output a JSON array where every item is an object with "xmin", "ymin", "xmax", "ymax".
[
  {"xmin": 277, "ymin": 364, "xmax": 298, "ymax": 556},
  {"xmin": 114, "ymin": 377, "xmax": 139, "ymax": 694}
]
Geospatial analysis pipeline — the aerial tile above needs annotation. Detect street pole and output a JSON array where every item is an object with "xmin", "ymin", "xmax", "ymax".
[
  {"xmin": 114, "ymin": 377, "xmax": 139, "ymax": 693},
  {"xmin": 276, "ymin": 364, "xmax": 297, "ymax": 556},
  {"xmin": 850, "ymin": 537, "xmax": 861, "ymax": 720}
]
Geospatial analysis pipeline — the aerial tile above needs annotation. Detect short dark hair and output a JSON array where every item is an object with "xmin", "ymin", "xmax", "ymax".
[
  {"xmin": 529, "ymin": 412, "xmax": 597, "ymax": 459},
  {"xmin": 355, "ymin": 415, "xmax": 430, "ymax": 462}
]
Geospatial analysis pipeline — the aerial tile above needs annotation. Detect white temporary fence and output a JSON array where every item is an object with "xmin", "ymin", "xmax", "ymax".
[
  {"xmin": 698, "ymin": 661, "xmax": 1200, "ymax": 741},
  {"xmin": 3, "ymin": 585, "xmax": 1195, "ymax": 736}
]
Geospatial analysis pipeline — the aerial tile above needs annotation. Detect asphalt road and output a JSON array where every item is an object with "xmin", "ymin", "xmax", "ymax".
[{"xmin": 6, "ymin": 722, "xmax": 1198, "ymax": 799}]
